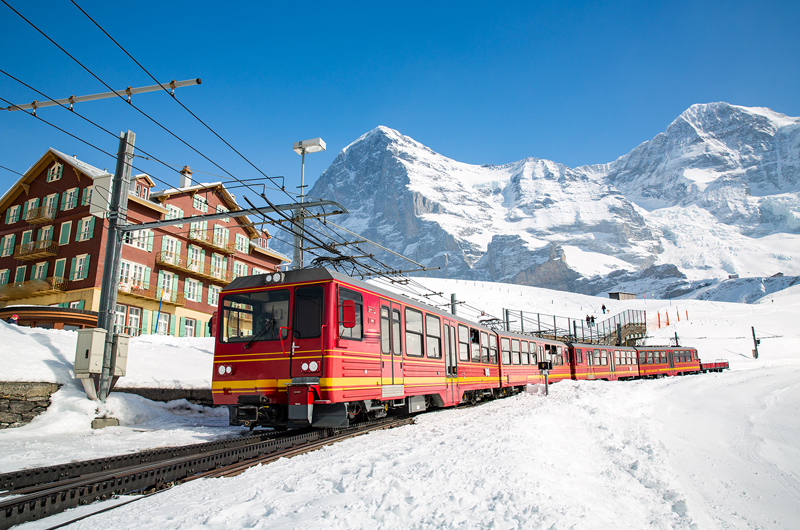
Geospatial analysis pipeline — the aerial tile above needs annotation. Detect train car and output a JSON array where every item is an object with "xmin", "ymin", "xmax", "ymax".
[
  {"xmin": 635, "ymin": 346, "xmax": 701, "ymax": 378},
  {"xmin": 494, "ymin": 331, "xmax": 544, "ymax": 390},
  {"xmin": 568, "ymin": 343, "xmax": 639, "ymax": 381},
  {"xmin": 212, "ymin": 268, "xmax": 506, "ymax": 429}
]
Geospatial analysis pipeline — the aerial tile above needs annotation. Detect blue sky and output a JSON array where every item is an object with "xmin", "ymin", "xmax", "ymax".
[{"xmin": 1, "ymin": 0, "xmax": 798, "ymax": 205}]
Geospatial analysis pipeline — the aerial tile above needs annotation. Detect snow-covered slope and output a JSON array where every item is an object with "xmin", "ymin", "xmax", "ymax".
[{"xmin": 297, "ymin": 103, "xmax": 800, "ymax": 298}]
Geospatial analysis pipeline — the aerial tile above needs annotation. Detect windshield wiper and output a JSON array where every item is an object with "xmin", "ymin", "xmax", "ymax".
[{"xmin": 245, "ymin": 307, "xmax": 276, "ymax": 349}]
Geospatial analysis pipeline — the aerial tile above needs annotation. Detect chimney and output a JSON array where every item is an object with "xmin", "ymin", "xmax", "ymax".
[{"xmin": 180, "ymin": 165, "xmax": 193, "ymax": 188}]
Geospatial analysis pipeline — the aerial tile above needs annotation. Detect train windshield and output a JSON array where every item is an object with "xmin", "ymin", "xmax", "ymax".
[{"xmin": 220, "ymin": 289, "xmax": 290, "ymax": 343}]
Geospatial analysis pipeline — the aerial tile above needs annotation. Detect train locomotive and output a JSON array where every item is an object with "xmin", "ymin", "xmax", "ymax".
[{"xmin": 211, "ymin": 268, "xmax": 726, "ymax": 430}]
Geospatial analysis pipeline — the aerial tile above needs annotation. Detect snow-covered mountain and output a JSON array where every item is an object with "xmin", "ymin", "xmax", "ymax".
[{"xmin": 295, "ymin": 103, "xmax": 800, "ymax": 297}]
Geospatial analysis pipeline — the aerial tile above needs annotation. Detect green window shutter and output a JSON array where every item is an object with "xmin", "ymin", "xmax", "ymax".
[
  {"xmin": 171, "ymin": 275, "xmax": 178, "ymax": 294},
  {"xmin": 157, "ymin": 270, "xmax": 164, "ymax": 294},
  {"xmin": 69, "ymin": 257, "xmax": 77, "ymax": 281},
  {"xmin": 146, "ymin": 232, "xmax": 154, "ymax": 252},
  {"xmin": 21, "ymin": 202, "xmax": 29, "ymax": 221},
  {"xmin": 58, "ymin": 302, "xmax": 67, "ymax": 308},
  {"xmin": 169, "ymin": 315, "xmax": 176, "ymax": 336},
  {"xmin": 184, "ymin": 279, "xmax": 190, "ymax": 298},
  {"xmin": 176, "ymin": 208, "xmax": 183, "ymax": 228},
  {"xmin": 197, "ymin": 282, "xmax": 203, "ymax": 304},
  {"xmin": 61, "ymin": 192, "xmax": 68, "ymax": 211},
  {"xmin": 222, "ymin": 257, "xmax": 228, "ymax": 272},
  {"xmin": 141, "ymin": 310, "xmax": 149, "ymax": 335},
  {"xmin": 175, "ymin": 240, "xmax": 181, "ymax": 256},
  {"xmin": 207, "ymin": 285, "xmax": 213, "ymax": 305},
  {"xmin": 179, "ymin": 317, "xmax": 186, "ymax": 337},
  {"xmin": 54, "ymin": 259, "xmax": 65, "ymax": 279},
  {"xmin": 81, "ymin": 255, "xmax": 91, "ymax": 280},
  {"xmin": 42, "ymin": 262, "xmax": 49, "ymax": 277},
  {"xmin": 152, "ymin": 311, "xmax": 159, "ymax": 333},
  {"xmin": 87, "ymin": 217, "xmax": 95, "ymax": 239},
  {"xmin": 33, "ymin": 198, "xmax": 40, "ymax": 209},
  {"xmin": 55, "ymin": 193, "xmax": 62, "ymax": 211},
  {"xmin": 144, "ymin": 266, "xmax": 152, "ymax": 287},
  {"xmin": 14, "ymin": 267, "xmax": 25, "ymax": 283},
  {"xmin": 37, "ymin": 228, "xmax": 44, "ymax": 242},
  {"xmin": 4, "ymin": 209, "xmax": 9, "ymax": 224},
  {"xmin": 59, "ymin": 221, "xmax": 71, "ymax": 245},
  {"xmin": 77, "ymin": 300, "xmax": 85, "ymax": 310},
  {"xmin": 161, "ymin": 236, "xmax": 168, "ymax": 252},
  {"xmin": 81, "ymin": 188, "xmax": 87, "ymax": 206},
  {"xmin": 8, "ymin": 233, "xmax": 16, "ymax": 251},
  {"xmin": 21, "ymin": 231, "xmax": 31, "ymax": 245}
]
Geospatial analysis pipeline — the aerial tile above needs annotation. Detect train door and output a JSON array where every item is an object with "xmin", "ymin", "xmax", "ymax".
[
  {"xmin": 379, "ymin": 300, "xmax": 404, "ymax": 395},
  {"xmin": 391, "ymin": 303, "xmax": 404, "ymax": 386},
  {"xmin": 668, "ymin": 349, "xmax": 675, "ymax": 370},
  {"xmin": 444, "ymin": 321, "xmax": 458, "ymax": 403},
  {"xmin": 290, "ymin": 284, "xmax": 326, "ymax": 378}
]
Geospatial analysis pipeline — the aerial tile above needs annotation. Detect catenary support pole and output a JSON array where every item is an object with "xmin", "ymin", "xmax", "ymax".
[
  {"xmin": 752, "ymin": 327, "xmax": 760, "ymax": 359},
  {"xmin": 97, "ymin": 131, "xmax": 135, "ymax": 403},
  {"xmin": 451, "ymin": 293, "xmax": 457, "ymax": 316}
]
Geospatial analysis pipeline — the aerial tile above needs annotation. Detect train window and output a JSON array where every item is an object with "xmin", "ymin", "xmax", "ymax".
[
  {"xmin": 470, "ymin": 329, "xmax": 481, "ymax": 363},
  {"xmin": 563, "ymin": 346, "xmax": 569, "ymax": 365},
  {"xmin": 646, "ymin": 351, "xmax": 654, "ymax": 364},
  {"xmin": 405, "ymin": 308, "xmax": 424, "ymax": 357},
  {"xmin": 600, "ymin": 349, "xmax": 607, "ymax": 366},
  {"xmin": 450, "ymin": 326, "xmax": 458, "ymax": 367},
  {"xmin": 296, "ymin": 285, "xmax": 324, "ymax": 339},
  {"xmin": 593, "ymin": 349, "xmax": 601, "ymax": 366},
  {"xmin": 489, "ymin": 334, "xmax": 498, "ymax": 364},
  {"xmin": 221, "ymin": 289, "xmax": 289, "ymax": 343},
  {"xmin": 392, "ymin": 310, "xmax": 402, "ymax": 356},
  {"xmin": 481, "ymin": 331, "xmax": 490, "ymax": 363},
  {"xmin": 677, "ymin": 351, "xmax": 683, "ymax": 363},
  {"xmin": 426, "ymin": 314, "xmax": 442, "ymax": 359},
  {"xmin": 444, "ymin": 324, "xmax": 450, "ymax": 363},
  {"xmin": 575, "ymin": 348, "xmax": 582, "ymax": 364},
  {"xmin": 380, "ymin": 307, "xmax": 390, "ymax": 355},
  {"xmin": 338, "ymin": 288, "xmax": 363, "ymax": 340},
  {"xmin": 530, "ymin": 343, "xmax": 538, "ymax": 365},
  {"xmin": 639, "ymin": 351, "xmax": 646, "ymax": 364},
  {"xmin": 511, "ymin": 340, "xmax": 520, "ymax": 365},
  {"xmin": 586, "ymin": 349, "xmax": 593, "ymax": 366},
  {"xmin": 500, "ymin": 338, "xmax": 511, "ymax": 365},
  {"xmin": 458, "ymin": 325, "xmax": 469, "ymax": 362},
  {"xmin": 521, "ymin": 341, "xmax": 530, "ymax": 365},
  {"xmin": 614, "ymin": 350, "xmax": 621, "ymax": 365}
]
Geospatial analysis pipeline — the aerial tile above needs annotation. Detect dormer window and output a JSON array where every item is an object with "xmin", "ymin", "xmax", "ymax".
[
  {"xmin": 47, "ymin": 162, "xmax": 63, "ymax": 182},
  {"xmin": 130, "ymin": 179, "xmax": 151, "ymax": 200}
]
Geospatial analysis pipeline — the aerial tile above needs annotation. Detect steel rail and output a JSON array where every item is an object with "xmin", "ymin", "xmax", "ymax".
[{"xmin": 0, "ymin": 417, "xmax": 413, "ymax": 530}]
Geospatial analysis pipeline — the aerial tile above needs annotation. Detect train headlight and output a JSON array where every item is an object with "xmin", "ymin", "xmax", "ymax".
[
  {"xmin": 218, "ymin": 365, "xmax": 226, "ymax": 375},
  {"xmin": 225, "ymin": 366, "xmax": 232, "ymax": 374},
  {"xmin": 301, "ymin": 362, "xmax": 309, "ymax": 371},
  {"xmin": 309, "ymin": 361, "xmax": 319, "ymax": 372}
]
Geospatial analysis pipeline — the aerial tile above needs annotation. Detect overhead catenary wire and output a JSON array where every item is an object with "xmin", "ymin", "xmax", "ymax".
[{"xmin": 2, "ymin": 2, "xmax": 459, "ymax": 288}]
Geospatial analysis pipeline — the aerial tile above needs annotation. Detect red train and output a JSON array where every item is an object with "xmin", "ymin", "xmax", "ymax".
[{"xmin": 211, "ymin": 268, "xmax": 727, "ymax": 429}]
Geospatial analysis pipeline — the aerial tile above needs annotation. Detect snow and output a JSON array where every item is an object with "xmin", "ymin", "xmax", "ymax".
[{"xmin": 2, "ymin": 276, "xmax": 800, "ymax": 529}]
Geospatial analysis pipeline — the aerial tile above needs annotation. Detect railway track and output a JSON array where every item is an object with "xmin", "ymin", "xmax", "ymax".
[{"xmin": 0, "ymin": 417, "xmax": 414, "ymax": 530}]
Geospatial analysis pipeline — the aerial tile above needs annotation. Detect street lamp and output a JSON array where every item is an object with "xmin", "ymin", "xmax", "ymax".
[{"xmin": 292, "ymin": 137, "xmax": 326, "ymax": 269}]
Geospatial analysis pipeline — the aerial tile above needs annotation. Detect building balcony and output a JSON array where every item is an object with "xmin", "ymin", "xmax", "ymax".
[
  {"xmin": 14, "ymin": 240, "xmax": 59, "ymax": 260},
  {"xmin": 187, "ymin": 228, "xmax": 236, "ymax": 254},
  {"xmin": 0, "ymin": 276, "xmax": 67, "ymax": 301},
  {"xmin": 24, "ymin": 205, "xmax": 58, "ymax": 225},
  {"xmin": 117, "ymin": 279, "xmax": 186, "ymax": 306},
  {"xmin": 155, "ymin": 251, "xmax": 232, "ymax": 284}
]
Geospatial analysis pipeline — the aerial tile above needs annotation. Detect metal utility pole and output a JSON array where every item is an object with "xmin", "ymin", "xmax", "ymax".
[
  {"xmin": 451, "ymin": 293, "xmax": 457, "ymax": 315},
  {"xmin": 97, "ymin": 131, "xmax": 135, "ymax": 403}
]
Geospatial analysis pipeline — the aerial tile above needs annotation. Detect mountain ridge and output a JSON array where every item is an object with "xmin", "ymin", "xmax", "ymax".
[{"xmin": 290, "ymin": 102, "xmax": 800, "ymax": 297}]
